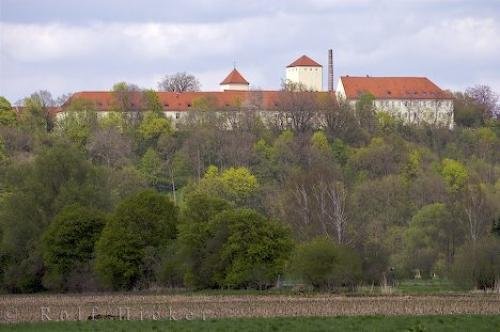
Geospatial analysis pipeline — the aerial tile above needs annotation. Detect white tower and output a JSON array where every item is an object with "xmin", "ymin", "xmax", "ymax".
[
  {"xmin": 285, "ymin": 55, "xmax": 323, "ymax": 91},
  {"xmin": 220, "ymin": 68, "xmax": 250, "ymax": 91}
]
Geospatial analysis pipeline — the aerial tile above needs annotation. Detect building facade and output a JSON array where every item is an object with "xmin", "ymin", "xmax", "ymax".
[{"xmin": 336, "ymin": 76, "xmax": 454, "ymax": 128}]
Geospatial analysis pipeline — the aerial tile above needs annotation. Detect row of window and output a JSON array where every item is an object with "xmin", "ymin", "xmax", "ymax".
[{"xmin": 375, "ymin": 100, "xmax": 451, "ymax": 108}]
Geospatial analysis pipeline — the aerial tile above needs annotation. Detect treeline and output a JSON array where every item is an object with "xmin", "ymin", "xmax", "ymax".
[{"xmin": 0, "ymin": 84, "xmax": 499, "ymax": 293}]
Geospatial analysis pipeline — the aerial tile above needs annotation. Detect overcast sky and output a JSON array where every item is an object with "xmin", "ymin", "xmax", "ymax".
[{"xmin": 1, "ymin": 0, "xmax": 499, "ymax": 103}]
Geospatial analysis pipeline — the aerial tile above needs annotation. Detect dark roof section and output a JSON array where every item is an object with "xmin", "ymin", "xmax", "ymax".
[
  {"xmin": 220, "ymin": 68, "xmax": 249, "ymax": 85},
  {"xmin": 287, "ymin": 55, "xmax": 322, "ymax": 67},
  {"xmin": 340, "ymin": 76, "xmax": 453, "ymax": 99}
]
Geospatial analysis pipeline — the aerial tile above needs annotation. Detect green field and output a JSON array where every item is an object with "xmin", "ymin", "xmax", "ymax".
[{"xmin": 1, "ymin": 315, "xmax": 500, "ymax": 332}]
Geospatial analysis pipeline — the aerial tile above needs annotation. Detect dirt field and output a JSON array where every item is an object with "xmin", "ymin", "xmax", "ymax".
[{"xmin": 1, "ymin": 293, "xmax": 499, "ymax": 323}]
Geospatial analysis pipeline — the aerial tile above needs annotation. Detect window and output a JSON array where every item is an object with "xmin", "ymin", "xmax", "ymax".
[{"xmin": 175, "ymin": 112, "xmax": 180, "ymax": 119}]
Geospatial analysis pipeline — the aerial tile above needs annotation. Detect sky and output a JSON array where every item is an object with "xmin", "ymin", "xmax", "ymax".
[{"xmin": 1, "ymin": 0, "xmax": 499, "ymax": 103}]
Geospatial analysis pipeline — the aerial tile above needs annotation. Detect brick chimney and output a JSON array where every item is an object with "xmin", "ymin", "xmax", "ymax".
[{"xmin": 328, "ymin": 49, "xmax": 334, "ymax": 92}]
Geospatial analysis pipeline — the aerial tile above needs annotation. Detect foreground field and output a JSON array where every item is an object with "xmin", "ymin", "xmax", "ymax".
[
  {"xmin": 1, "ymin": 293, "xmax": 499, "ymax": 323},
  {"xmin": 1, "ymin": 315, "xmax": 500, "ymax": 331}
]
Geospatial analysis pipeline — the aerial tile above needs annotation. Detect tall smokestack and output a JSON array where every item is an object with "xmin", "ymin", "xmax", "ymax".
[{"xmin": 328, "ymin": 49, "xmax": 334, "ymax": 92}]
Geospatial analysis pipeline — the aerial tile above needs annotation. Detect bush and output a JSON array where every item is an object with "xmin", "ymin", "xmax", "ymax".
[
  {"xmin": 289, "ymin": 237, "xmax": 362, "ymax": 290},
  {"xmin": 451, "ymin": 236, "xmax": 500, "ymax": 290},
  {"xmin": 42, "ymin": 204, "xmax": 106, "ymax": 291},
  {"xmin": 94, "ymin": 190, "xmax": 178, "ymax": 290}
]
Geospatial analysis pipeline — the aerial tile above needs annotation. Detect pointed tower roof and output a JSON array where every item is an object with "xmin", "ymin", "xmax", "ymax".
[
  {"xmin": 287, "ymin": 55, "xmax": 322, "ymax": 67},
  {"xmin": 220, "ymin": 68, "xmax": 249, "ymax": 85}
]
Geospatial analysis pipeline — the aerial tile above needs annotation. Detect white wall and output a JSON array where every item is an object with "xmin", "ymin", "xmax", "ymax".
[
  {"xmin": 220, "ymin": 83, "xmax": 250, "ymax": 91},
  {"xmin": 286, "ymin": 66, "xmax": 323, "ymax": 91}
]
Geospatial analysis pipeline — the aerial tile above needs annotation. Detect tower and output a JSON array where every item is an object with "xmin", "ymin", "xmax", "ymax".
[
  {"xmin": 220, "ymin": 68, "xmax": 250, "ymax": 91},
  {"xmin": 285, "ymin": 55, "xmax": 323, "ymax": 91}
]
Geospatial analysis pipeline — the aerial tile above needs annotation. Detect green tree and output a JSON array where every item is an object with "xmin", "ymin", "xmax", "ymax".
[
  {"xmin": 355, "ymin": 92, "xmax": 377, "ymax": 134},
  {"xmin": 311, "ymin": 131, "xmax": 329, "ymax": 152},
  {"xmin": 440, "ymin": 159, "xmax": 469, "ymax": 193},
  {"xmin": 94, "ymin": 190, "xmax": 178, "ymax": 290},
  {"xmin": 191, "ymin": 166, "xmax": 259, "ymax": 206},
  {"xmin": 139, "ymin": 111, "xmax": 173, "ymax": 141},
  {"xmin": 289, "ymin": 236, "xmax": 361, "ymax": 290},
  {"xmin": 142, "ymin": 89, "xmax": 163, "ymax": 114},
  {"xmin": 0, "ymin": 97, "xmax": 17, "ymax": 127},
  {"xmin": 139, "ymin": 148, "xmax": 165, "ymax": 188},
  {"xmin": 214, "ymin": 209, "xmax": 292, "ymax": 288},
  {"xmin": 178, "ymin": 191, "xmax": 232, "ymax": 288},
  {"xmin": 0, "ymin": 142, "xmax": 110, "ymax": 292},
  {"xmin": 401, "ymin": 203, "xmax": 455, "ymax": 277},
  {"xmin": 57, "ymin": 98, "xmax": 98, "ymax": 145},
  {"xmin": 42, "ymin": 204, "xmax": 106, "ymax": 291}
]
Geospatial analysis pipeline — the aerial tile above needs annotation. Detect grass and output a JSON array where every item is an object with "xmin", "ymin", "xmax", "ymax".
[
  {"xmin": 1, "ymin": 315, "xmax": 500, "ymax": 331},
  {"xmin": 395, "ymin": 279, "xmax": 467, "ymax": 294}
]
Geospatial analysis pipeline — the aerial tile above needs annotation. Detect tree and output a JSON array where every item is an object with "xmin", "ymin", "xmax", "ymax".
[
  {"xmin": 277, "ymin": 87, "xmax": 318, "ymax": 133},
  {"xmin": 465, "ymin": 85, "xmax": 498, "ymax": 121},
  {"xmin": 451, "ymin": 236, "xmax": 500, "ymax": 290},
  {"xmin": 139, "ymin": 148, "xmax": 166, "ymax": 189},
  {"xmin": 311, "ymin": 131, "xmax": 330, "ymax": 153},
  {"xmin": 355, "ymin": 92, "xmax": 377, "ymax": 134},
  {"xmin": 139, "ymin": 111, "xmax": 173, "ymax": 141},
  {"xmin": 158, "ymin": 72, "xmax": 201, "ymax": 92},
  {"xmin": 178, "ymin": 191, "xmax": 232, "ymax": 288},
  {"xmin": 111, "ymin": 82, "xmax": 141, "ymax": 128},
  {"xmin": 25, "ymin": 90, "xmax": 56, "ymax": 131},
  {"xmin": 289, "ymin": 236, "xmax": 361, "ymax": 290},
  {"xmin": 0, "ymin": 97, "xmax": 17, "ymax": 127},
  {"xmin": 191, "ymin": 165, "xmax": 259, "ymax": 207},
  {"xmin": 94, "ymin": 190, "xmax": 178, "ymax": 290},
  {"xmin": 401, "ymin": 203, "xmax": 455, "ymax": 278},
  {"xmin": 180, "ymin": 205, "xmax": 292, "ymax": 289},
  {"xmin": 42, "ymin": 204, "xmax": 106, "ymax": 291},
  {"xmin": 18, "ymin": 93, "xmax": 49, "ymax": 132},
  {"xmin": 0, "ymin": 142, "xmax": 111, "ymax": 292},
  {"xmin": 86, "ymin": 127, "xmax": 133, "ymax": 168},
  {"xmin": 142, "ymin": 89, "xmax": 163, "ymax": 113},
  {"xmin": 212, "ymin": 209, "xmax": 292, "ymax": 288},
  {"xmin": 56, "ymin": 98, "xmax": 98, "ymax": 145},
  {"xmin": 440, "ymin": 159, "xmax": 468, "ymax": 193}
]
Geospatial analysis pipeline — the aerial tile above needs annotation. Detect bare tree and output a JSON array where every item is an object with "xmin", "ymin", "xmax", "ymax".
[
  {"xmin": 55, "ymin": 93, "xmax": 73, "ymax": 107},
  {"xmin": 311, "ymin": 181, "xmax": 348, "ymax": 244},
  {"xmin": 463, "ymin": 182, "xmax": 497, "ymax": 243},
  {"xmin": 285, "ymin": 169, "xmax": 349, "ymax": 243},
  {"xmin": 466, "ymin": 85, "xmax": 499, "ymax": 120},
  {"xmin": 277, "ymin": 86, "xmax": 318, "ymax": 133},
  {"xmin": 158, "ymin": 72, "xmax": 201, "ymax": 92},
  {"xmin": 86, "ymin": 127, "xmax": 133, "ymax": 168}
]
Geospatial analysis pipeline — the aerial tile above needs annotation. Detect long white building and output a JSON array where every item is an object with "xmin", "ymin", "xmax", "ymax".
[{"xmin": 336, "ymin": 76, "xmax": 454, "ymax": 128}]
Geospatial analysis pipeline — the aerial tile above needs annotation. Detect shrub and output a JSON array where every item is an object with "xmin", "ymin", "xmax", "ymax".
[{"xmin": 451, "ymin": 236, "xmax": 500, "ymax": 290}]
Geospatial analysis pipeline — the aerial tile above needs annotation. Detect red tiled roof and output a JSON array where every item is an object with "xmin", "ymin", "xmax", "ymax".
[
  {"xmin": 287, "ymin": 55, "xmax": 322, "ymax": 68},
  {"xmin": 340, "ymin": 76, "xmax": 452, "ymax": 100},
  {"xmin": 220, "ymin": 69, "xmax": 249, "ymax": 85},
  {"xmin": 62, "ymin": 90, "xmax": 335, "ymax": 113}
]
